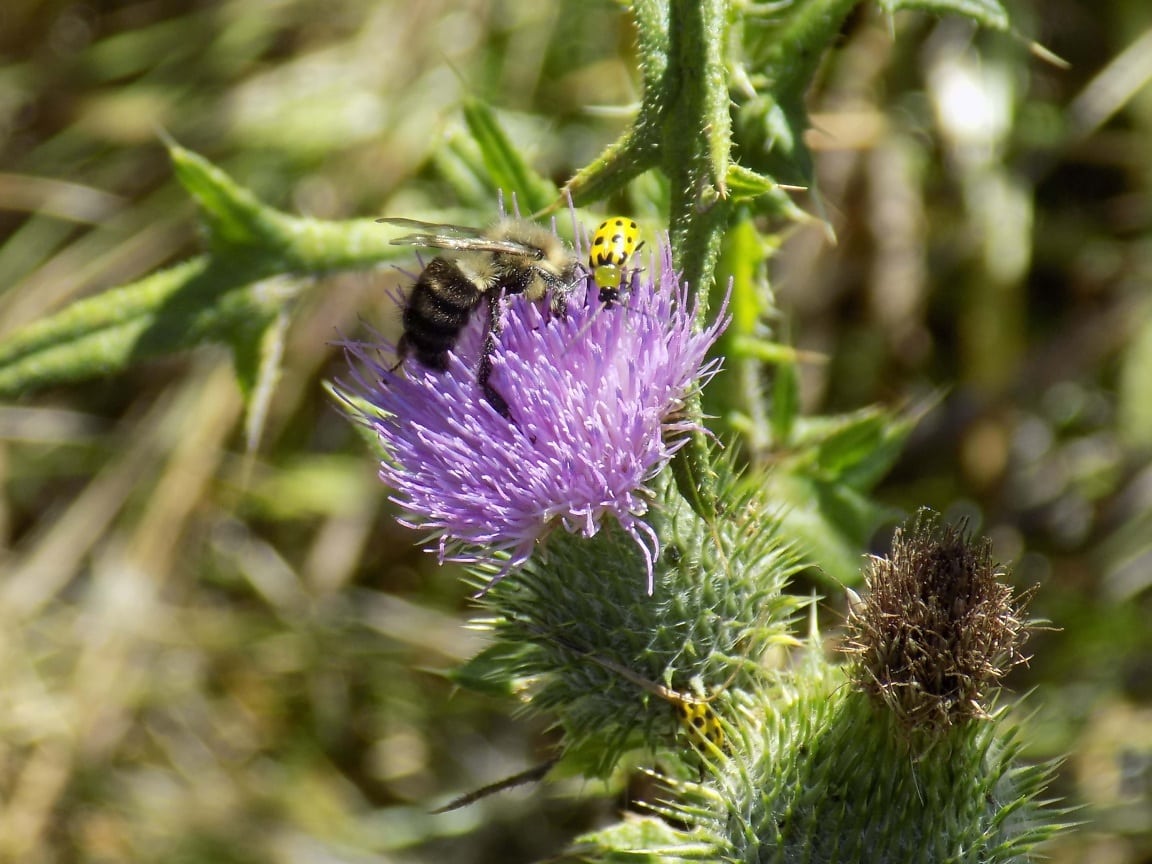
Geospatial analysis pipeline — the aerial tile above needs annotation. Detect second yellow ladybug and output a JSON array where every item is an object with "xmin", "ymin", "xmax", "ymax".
[{"xmin": 671, "ymin": 693, "xmax": 727, "ymax": 752}]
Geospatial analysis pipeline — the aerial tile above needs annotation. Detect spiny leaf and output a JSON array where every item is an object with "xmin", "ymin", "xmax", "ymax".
[
  {"xmin": 434, "ymin": 131, "xmax": 502, "ymax": 210},
  {"xmin": 878, "ymin": 0, "xmax": 1010, "ymax": 31},
  {"xmin": 462, "ymin": 98, "xmax": 557, "ymax": 216},
  {"xmin": 568, "ymin": 816, "xmax": 700, "ymax": 862},
  {"xmin": 556, "ymin": 0, "xmax": 669, "ymax": 211},
  {"xmin": 668, "ymin": 0, "xmax": 732, "ymax": 198},
  {"xmin": 757, "ymin": 471, "xmax": 900, "ymax": 587},
  {"xmin": 170, "ymin": 142, "xmax": 399, "ymax": 271},
  {"xmin": 235, "ymin": 306, "xmax": 291, "ymax": 452},
  {"xmin": 0, "ymin": 145, "xmax": 404, "ymax": 399},
  {"xmin": 790, "ymin": 404, "xmax": 924, "ymax": 491},
  {"xmin": 448, "ymin": 640, "xmax": 536, "ymax": 699},
  {"xmin": 170, "ymin": 143, "xmax": 292, "ymax": 252},
  {"xmin": 724, "ymin": 163, "xmax": 808, "ymax": 222},
  {"xmin": 561, "ymin": 122, "xmax": 661, "ymax": 209}
]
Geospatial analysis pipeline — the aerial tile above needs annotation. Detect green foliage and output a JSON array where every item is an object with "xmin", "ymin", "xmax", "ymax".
[
  {"xmin": 0, "ymin": 144, "xmax": 399, "ymax": 407},
  {"xmin": 460, "ymin": 98, "xmax": 559, "ymax": 216},
  {"xmin": 751, "ymin": 405, "xmax": 919, "ymax": 586},
  {"xmin": 878, "ymin": 0, "xmax": 1010, "ymax": 30},
  {"xmin": 0, "ymin": 257, "xmax": 214, "ymax": 397},
  {"xmin": 5, "ymin": 0, "xmax": 1121, "ymax": 858}
]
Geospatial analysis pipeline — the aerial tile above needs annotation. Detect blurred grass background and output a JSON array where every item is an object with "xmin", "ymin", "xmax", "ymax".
[{"xmin": 1, "ymin": 0, "xmax": 1151, "ymax": 861}]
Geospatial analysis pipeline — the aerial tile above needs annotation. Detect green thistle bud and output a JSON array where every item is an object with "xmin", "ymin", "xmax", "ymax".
[{"xmin": 464, "ymin": 475, "xmax": 805, "ymax": 779}]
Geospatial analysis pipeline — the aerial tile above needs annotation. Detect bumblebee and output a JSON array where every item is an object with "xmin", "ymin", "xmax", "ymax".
[
  {"xmin": 588, "ymin": 216, "xmax": 642, "ymax": 306},
  {"xmin": 380, "ymin": 217, "xmax": 579, "ymax": 419}
]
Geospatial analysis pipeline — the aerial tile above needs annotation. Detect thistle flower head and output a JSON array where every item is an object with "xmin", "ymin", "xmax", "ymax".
[
  {"xmin": 341, "ymin": 229, "xmax": 726, "ymax": 592},
  {"xmin": 842, "ymin": 510, "xmax": 1034, "ymax": 730}
]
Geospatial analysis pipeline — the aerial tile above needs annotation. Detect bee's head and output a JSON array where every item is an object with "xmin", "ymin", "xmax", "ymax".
[
  {"xmin": 538, "ymin": 249, "xmax": 580, "ymax": 286},
  {"xmin": 524, "ymin": 255, "xmax": 580, "ymax": 305}
]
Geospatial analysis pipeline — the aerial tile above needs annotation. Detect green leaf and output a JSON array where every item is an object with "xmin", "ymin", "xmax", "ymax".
[
  {"xmin": 630, "ymin": 0, "xmax": 672, "ymax": 96},
  {"xmin": 729, "ymin": 336, "xmax": 813, "ymax": 366},
  {"xmin": 560, "ymin": 0, "xmax": 667, "ymax": 210},
  {"xmin": 0, "ymin": 258, "xmax": 193, "ymax": 393},
  {"xmin": 662, "ymin": 0, "xmax": 734, "ymax": 301},
  {"xmin": 448, "ymin": 641, "xmax": 536, "ymax": 699},
  {"xmin": 716, "ymin": 216, "xmax": 767, "ymax": 338},
  {"xmin": 771, "ymin": 358, "xmax": 799, "ymax": 447},
  {"xmin": 762, "ymin": 472, "xmax": 899, "ymax": 587},
  {"xmin": 171, "ymin": 141, "xmax": 400, "ymax": 272},
  {"xmin": 234, "ymin": 306, "xmax": 291, "ymax": 452},
  {"xmin": 670, "ymin": 421, "xmax": 720, "ymax": 521},
  {"xmin": 170, "ymin": 142, "xmax": 292, "ymax": 252},
  {"xmin": 462, "ymin": 98, "xmax": 557, "ymax": 216},
  {"xmin": 733, "ymin": 94, "xmax": 815, "ymax": 188},
  {"xmin": 0, "ymin": 257, "xmax": 303, "ymax": 399},
  {"xmin": 0, "ymin": 145, "xmax": 404, "ymax": 398},
  {"xmin": 562, "ymin": 122, "xmax": 660, "ymax": 209},
  {"xmin": 434, "ymin": 131, "xmax": 502, "ymax": 210},
  {"xmin": 670, "ymin": 0, "xmax": 732, "ymax": 197},
  {"xmin": 725, "ymin": 163, "xmax": 809, "ymax": 222},
  {"xmin": 570, "ymin": 815, "xmax": 702, "ymax": 862},
  {"xmin": 792, "ymin": 405, "xmax": 921, "ymax": 491},
  {"xmin": 878, "ymin": 0, "xmax": 1010, "ymax": 31},
  {"xmin": 813, "ymin": 409, "xmax": 892, "ymax": 481}
]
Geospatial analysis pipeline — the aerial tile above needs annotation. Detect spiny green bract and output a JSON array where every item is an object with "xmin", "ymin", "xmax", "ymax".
[
  {"xmin": 467, "ymin": 477, "xmax": 805, "ymax": 778},
  {"xmin": 577, "ymin": 662, "xmax": 1067, "ymax": 864}
]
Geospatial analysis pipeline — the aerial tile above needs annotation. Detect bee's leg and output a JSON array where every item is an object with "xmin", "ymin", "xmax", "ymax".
[
  {"xmin": 545, "ymin": 272, "xmax": 574, "ymax": 317},
  {"xmin": 387, "ymin": 335, "xmax": 409, "ymax": 373},
  {"xmin": 478, "ymin": 293, "xmax": 513, "ymax": 420}
]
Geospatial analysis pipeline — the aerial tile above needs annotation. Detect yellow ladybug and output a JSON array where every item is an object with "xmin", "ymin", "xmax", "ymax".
[
  {"xmin": 589, "ymin": 217, "xmax": 642, "ymax": 305},
  {"xmin": 671, "ymin": 693, "xmax": 727, "ymax": 752}
]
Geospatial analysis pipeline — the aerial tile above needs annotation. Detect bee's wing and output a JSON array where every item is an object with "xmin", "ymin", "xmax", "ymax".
[
  {"xmin": 376, "ymin": 217, "xmax": 481, "ymax": 234},
  {"xmin": 377, "ymin": 218, "xmax": 537, "ymax": 255},
  {"xmin": 377, "ymin": 217, "xmax": 480, "ymax": 248}
]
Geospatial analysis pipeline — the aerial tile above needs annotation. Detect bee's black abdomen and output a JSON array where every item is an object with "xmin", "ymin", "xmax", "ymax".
[{"xmin": 402, "ymin": 257, "xmax": 482, "ymax": 367}]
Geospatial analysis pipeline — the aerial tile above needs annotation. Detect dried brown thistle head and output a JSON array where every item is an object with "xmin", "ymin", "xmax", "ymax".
[{"xmin": 842, "ymin": 510, "xmax": 1034, "ymax": 731}]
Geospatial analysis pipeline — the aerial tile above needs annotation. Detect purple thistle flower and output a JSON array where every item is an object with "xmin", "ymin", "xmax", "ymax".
[{"xmin": 341, "ymin": 231, "xmax": 727, "ymax": 594}]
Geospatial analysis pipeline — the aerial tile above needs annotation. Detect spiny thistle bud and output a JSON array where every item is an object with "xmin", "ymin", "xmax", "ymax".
[
  {"xmin": 842, "ymin": 509, "xmax": 1034, "ymax": 730},
  {"xmin": 466, "ymin": 478, "xmax": 805, "ymax": 779}
]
